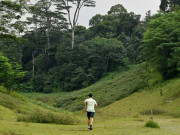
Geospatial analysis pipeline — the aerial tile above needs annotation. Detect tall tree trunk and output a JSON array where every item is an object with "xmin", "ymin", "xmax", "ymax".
[
  {"xmin": 46, "ymin": 29, "xmax": 50, "ymax": 54},
  {"xmin": 46, "ymin": 11, "xmax": 50, "ymax": 54},
  {"xmin": 32, "ymin": 51, "xmax": 35, "ymax": 77},
  {"xmin": 66, "ymin": 1, "xmax": 83, "ymax": 49},
  {"xmin": 19, "ymin": 45, "xmax": 22, "ymax": 64},
  {"xmin": 104, "ymin": 56, "xmax": 109, "ymax": 72},
  {"xmin": 72, "ymin": 28, "xmax": 75, "ymax": 49}
]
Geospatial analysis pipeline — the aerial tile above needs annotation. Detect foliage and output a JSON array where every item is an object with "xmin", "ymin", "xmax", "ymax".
[
  {"xmin": 0, "ymin": 53, "xmax": 24, "ymax": 93},
  {"xmin": 160, "ymin": 0, "xmax": 180, "ymax": 11},
  {"xmin": 56, "ymin": 37, "xmax": 127, "ymax": 91},
  {"xmin": 0, "ymin": 0, "xmax": 25, "ymax": 38},
  {"xmin": 143, "ymin": 10, "xmax": 180, "ymax": 78},
  {"xmin": 53, "ymin": 64, "xmax": 149, "ymax": 111},
  {"xmin": 88, "ymin": 4, "xmax": 145, "ymax": 64},
  {"xmin": 145, "ymin": 120, "xmax": 160, "ymax": 128},
  {"xmin": 0, "ymin": 2, "xmax": 161, "ymax": 93}
]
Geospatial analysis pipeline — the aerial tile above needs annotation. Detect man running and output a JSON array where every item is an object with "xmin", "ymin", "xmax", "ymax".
[{"xmin": 84, "ymin": 93, "xmax": 98, "ymax": 130}]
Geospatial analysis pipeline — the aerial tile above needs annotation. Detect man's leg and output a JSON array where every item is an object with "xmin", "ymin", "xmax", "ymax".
[
  {"xmin": 90, "ymin": 117, "xmax": 94, "ymax": 125},
  {"xmin": 87, "ymin": 112, "xmax": 91, "ymax": 129},
  {"xmin": 88, "ymin": 118, "xmax": 90, "ymax": 127},
  {"xmin": 89, "ymin": 117, "xmax": 94, "ymax": 130}
]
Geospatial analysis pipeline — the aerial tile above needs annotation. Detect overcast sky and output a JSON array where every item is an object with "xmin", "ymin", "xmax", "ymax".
[
  {"xmin": 76, "ymin": 0, "xmax": 161, "ymax": 27},
  {"xmin": 28, "ymin": 0, "xmax": 161, "ymax": 28}
]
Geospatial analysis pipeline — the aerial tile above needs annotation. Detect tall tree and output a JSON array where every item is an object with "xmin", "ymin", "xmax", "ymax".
[
  {"xmin": 89, "ymin": 14, "xmax": 104, "ymax": 27},
  {"xmin": 27, "ymin": 0, "xmax": 67, "ymax": 53},
  {"xmin": 26, "ymin": 0, "xmax": 67, "ymax": 76},
  {"xmin": 160, "ymin": 0, "xmax": 180, "ymax": 11},
  {"xmin": 143, "ymin": 10, "xmax": 180, "ymax": 78},
  {"xmin": 0, "ymin": 0, "xmax": 24, "ymax": 38},
  {"xmin": 108, "ymin": 4, "xmax": 127, "ymax": 16},
  {"xmin": 55, "ymin": 0, "xmax": 96, "ymax": 49}
]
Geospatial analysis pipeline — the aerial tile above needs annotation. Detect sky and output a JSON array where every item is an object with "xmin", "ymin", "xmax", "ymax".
[
  {"xmin": 28, "ymin": 0, "xmax": 161, "ymax": 28},
  {"xmin": 76, "ymin": 0, "xmax": 161, "ymax": 27}
]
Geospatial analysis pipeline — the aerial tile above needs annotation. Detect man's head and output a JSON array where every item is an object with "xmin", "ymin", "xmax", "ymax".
[{"xmin": 88, "ymin": 93, "xmax": 93, "ymax": 98}]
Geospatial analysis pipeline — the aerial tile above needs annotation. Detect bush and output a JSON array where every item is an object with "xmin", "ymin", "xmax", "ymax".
[
  {"xmin": 18, "ymin": 109, "xmax": 78, "ymax": 125},
  {"xmin": 145, "ymin": 120, "xmax": 160, "ymax": 128}
]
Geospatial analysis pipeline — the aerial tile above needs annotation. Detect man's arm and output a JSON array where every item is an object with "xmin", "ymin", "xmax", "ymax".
[
  {"xmin": 95, "ymin": 101, "xmax": 98, "ymax": 107},
  {"xmin": 84, "ymin": 100, "xmax": 87, "ymax": 109}
]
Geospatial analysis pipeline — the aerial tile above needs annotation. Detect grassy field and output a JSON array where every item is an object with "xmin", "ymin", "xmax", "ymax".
[
  {"xmin": 1, "ymin": 77, "xmax": 180, "ymax": 134},
  {"xmin": 1, "ymin": 114, "xmax": 180, "ymax": 135},
  {"xmin": 1, "ymin": 64, "xmax": 180, "ymax": 135}
]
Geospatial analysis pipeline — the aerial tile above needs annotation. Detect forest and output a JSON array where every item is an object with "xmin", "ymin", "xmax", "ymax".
[{"xmin": 0, "ymin": 0, "xmax": 180, "ymax": 93}]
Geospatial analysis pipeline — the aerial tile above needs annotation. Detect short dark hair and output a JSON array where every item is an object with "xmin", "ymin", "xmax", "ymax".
[{"xmin": 88, "ymin": 93, "xmax": 93, "ymax": 97}]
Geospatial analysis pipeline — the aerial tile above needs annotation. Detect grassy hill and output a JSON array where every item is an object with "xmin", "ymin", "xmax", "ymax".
[
  {"xmin": 100, "ymin": 77, "xmax": 180, "ymax": 117},
  {"xmin": 23, "ymin": 63, "xmax": 163, "ymax": 111},
  {"xmin": 0, "ymin": 86, "xmax": 79, "ymax": 125}
]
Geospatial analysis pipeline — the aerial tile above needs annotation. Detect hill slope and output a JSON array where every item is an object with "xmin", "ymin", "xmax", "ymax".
[
  {"xmin": 23, "ymin": 63, "xmax": 162, "ymax": 111},
  {"xmin": 0, "ymin": 86, "xmax": 79, "ymax": 125},
  {"xmin": 100, "ymin": 77, "xmax": 180, "ymax": 117}
]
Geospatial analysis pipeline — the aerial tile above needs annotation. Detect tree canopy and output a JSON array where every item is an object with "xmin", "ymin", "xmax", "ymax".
[
  {"xmin": 143, "ymin": 10, "xmax": 180, "ymax": 78},
  {"xmin": 0, "ymin": 0, "xmax": 24, "ymax": 38}
]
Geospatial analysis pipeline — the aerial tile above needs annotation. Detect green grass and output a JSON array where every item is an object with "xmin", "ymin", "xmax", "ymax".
[
  {"xmin": 1, "ymin": 64, "xmax": 180, "ymax": 134},
  {"xmin": 1, "ymin": 113, "xmax": 180, "ymax": 135},
  {"xmin": 100, "ymin": 77, "xmax": 180, "ymax": 117},
  {"xmin": 0, "ymin": 86, "xmax": 79, "ymax": 125},
  {"xmin": 22, "ymin": 63, "xmax": 163, "ymax": 111}
]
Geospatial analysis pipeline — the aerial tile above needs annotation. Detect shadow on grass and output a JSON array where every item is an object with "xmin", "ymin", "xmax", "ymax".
[{"xmin": 67, "ymin": 129, "xmax": 90, "ymax": 132}]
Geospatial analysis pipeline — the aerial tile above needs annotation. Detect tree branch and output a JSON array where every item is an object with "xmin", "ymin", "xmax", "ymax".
[
  {"xmin": 74, "ymin": 1, "xmax": 84, "ymax": 26},
  {"xmin": 73, "ymin": 1, "xmax": 81, "ymax": 27},
  {"xmin": 66, "ymin": 0, "xmax": 73, "ymax": 28}
]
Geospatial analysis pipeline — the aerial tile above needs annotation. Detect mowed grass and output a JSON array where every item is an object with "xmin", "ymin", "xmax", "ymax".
[
  {"xmin": 1, "ymin": 103, "xmax": 180, "ymax": 135},
  {"xmin": 1, "ymin": 110, "xmax": 180, "ymax": 135}
]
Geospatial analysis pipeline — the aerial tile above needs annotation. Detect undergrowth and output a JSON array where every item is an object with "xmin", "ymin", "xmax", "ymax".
[{"xmin": 18, "ymin": 109, "xmax": 78, "ymax": 125}]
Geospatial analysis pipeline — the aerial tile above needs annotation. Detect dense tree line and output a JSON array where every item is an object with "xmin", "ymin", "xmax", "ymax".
[
  {"xmin": 0, "ymin": 0, "xmax": 179, "ymax": 93},
  {"xmin": 21, "ymin": 3, "xmax": 141, "ymax": 92}
]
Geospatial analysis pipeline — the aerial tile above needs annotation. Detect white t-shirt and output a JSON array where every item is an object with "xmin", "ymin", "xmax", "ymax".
[{"xmin": 85, "ymin": 98, "xmax": 97, "ymax": 112}]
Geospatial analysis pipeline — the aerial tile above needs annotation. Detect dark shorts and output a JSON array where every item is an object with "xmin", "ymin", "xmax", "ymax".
[{"xmin": 87, "ymin": 112, "xmax": 95, "ymax": 119}]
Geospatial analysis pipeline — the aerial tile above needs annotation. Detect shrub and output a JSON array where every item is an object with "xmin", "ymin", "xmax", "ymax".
[
  {"xmin": 145, "ymin": 120, "xmax": 160, "ymax": 128},
  {"xmin": 18, "ymin": 109, "xmax": 78, "ymax": 125}
]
